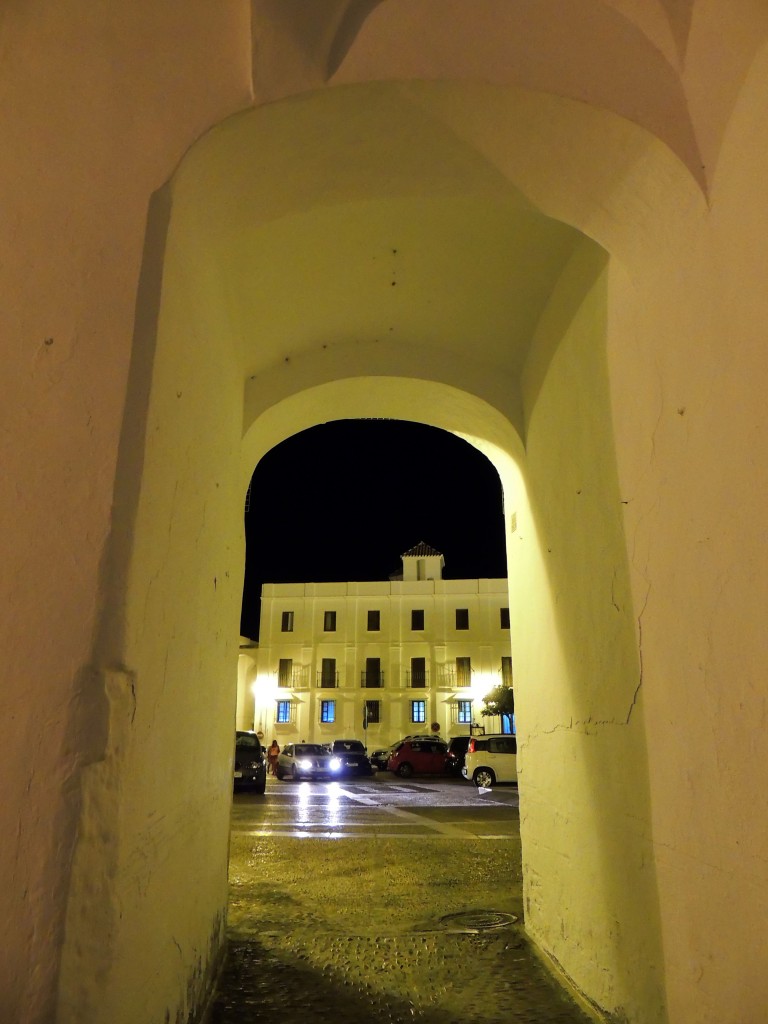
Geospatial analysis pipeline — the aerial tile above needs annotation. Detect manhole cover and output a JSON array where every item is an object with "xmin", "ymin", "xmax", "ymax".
[{"xmin": 438, "ymin": 910, "xmax": 518, "ymax": 932}]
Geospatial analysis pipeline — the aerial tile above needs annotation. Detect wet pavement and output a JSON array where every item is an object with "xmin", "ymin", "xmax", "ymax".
[{"xmin": 208, "ymin": 774, "xmax": 594, "ymax": 1023}]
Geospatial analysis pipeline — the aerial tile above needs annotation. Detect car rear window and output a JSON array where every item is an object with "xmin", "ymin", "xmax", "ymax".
[{"xmin": 489, "ymin": 737, "xmax": 517, "ymax": 754}]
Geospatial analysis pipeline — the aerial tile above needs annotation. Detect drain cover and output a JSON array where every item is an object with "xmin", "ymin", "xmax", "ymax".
[{"xmin": 438, "ymin": 910, "xmax": 518, "ymax": 932}]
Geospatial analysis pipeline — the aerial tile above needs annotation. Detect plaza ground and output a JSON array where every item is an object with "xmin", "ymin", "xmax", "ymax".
[{"xmin": 210, "ymin": 774, "xmax": 595, "ymax": 1023}]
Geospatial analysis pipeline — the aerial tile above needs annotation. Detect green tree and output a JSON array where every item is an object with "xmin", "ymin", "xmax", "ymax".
[{"xmin": 480, "ymin": 684, "xmax": 515, "ymax": 718}]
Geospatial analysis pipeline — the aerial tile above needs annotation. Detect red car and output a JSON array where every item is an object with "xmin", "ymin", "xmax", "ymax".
[{"xmin": 387, "ymin": 739, "xmax": 449, "ymax": 778}]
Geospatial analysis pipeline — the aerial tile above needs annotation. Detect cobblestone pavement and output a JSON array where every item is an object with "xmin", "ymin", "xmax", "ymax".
[{"xmin": 208, "ymin": 776, "xmax": 594, "ymax": 1024}]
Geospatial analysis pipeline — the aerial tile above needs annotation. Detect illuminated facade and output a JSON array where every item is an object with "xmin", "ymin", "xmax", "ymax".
[{"xmin": 242, "ymin": 544, "xmax": 514, "ymax": 745}]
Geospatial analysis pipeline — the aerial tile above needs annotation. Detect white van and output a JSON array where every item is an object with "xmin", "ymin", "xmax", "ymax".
[{"xmin": 462, "ymin": 734, "xmax": 517, "ymax": 788}]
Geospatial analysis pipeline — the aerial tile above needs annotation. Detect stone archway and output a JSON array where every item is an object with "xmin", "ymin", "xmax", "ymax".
[{"xmin": 59, "ymin": 79, "xmax": 702, "ymax": 1024}]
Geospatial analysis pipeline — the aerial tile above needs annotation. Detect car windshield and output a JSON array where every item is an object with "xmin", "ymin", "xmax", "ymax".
[
  {"xmin": 236, "ymin": 733, "xmax": 260, "ymax": 749},
  {"xmin": 333, "ymin": 741, "xmax": 365, "ymax": 753},
  {"xmin": 294, "ymin": 744, "xmax": 326, "ymax": 756}
]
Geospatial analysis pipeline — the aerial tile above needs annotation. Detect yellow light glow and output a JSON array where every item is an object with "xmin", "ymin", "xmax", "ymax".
[{"xmin": 470, "ymin": 673, "xmax": 499, "ymax": 703}]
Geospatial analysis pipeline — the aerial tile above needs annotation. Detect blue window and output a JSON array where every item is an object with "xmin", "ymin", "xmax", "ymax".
[
  {"xmin": 501, "ymin": 712, "xmax": 515, "ymax": 735},
  {"xmin": 411, "ymin": 700, "xmax": 426, "ymax": 724},
  {"xmin": 320, "ymin": 700, "xmax": 335, "ymax": 723},
  {"xmin": 457, "ymin": 699, "xmax": 472, "ymax": 724},
  {"xmin": 276, "ymin": 700, "xmax": 291, "ymax": 724}
]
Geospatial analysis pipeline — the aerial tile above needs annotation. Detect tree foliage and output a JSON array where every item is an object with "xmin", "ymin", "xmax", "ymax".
[{"xmin": 480, "ymin": 684, "xmax": 515, "ymax": 718}]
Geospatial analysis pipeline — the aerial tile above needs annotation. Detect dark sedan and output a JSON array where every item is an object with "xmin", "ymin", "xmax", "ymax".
[
  {"xmin": 233, "ymin": 731, "xmax": 267, "ymax": 793},
  {"xmin": 327, "ymin": 739, "xmax": 373, "ymax": 776},
  {"xmin": 275, "ymin": 743, "xmax": 343, "ymax": 781},
  {"xmin": 369, "ymin": 747, "xmax": 393, "ymax": 771}
]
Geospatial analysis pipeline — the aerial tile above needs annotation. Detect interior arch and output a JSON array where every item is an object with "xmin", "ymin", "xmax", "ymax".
[{"xmin": 60, "ymin": 77, "xmax": 689, "ymax": 1023}]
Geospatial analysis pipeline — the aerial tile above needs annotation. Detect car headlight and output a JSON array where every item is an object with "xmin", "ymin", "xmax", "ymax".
[
  {"xmin": 329, "ymin": 757, "xmax": 342, "ymax": 771},
  {"xmin": 298, "ymin": 758, "xmax": 313, "ymax": 770}
]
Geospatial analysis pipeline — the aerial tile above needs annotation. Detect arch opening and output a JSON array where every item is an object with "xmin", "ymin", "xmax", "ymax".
[{"xmin": 57, "ymin": 79, "xmax": 691, "ymax": 1024}]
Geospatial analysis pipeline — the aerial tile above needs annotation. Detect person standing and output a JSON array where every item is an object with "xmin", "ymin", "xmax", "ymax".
[{"xmin": 267, "ymin": 739, "xmax": 280, "ymax": 776}]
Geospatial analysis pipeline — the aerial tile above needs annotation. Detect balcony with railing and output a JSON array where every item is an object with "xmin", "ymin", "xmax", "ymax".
[
  {"xmin": 405, "ymin": 669, "xmax": 429, "ymax": 688},
  {"xmin": 317, "ymin": 670, "xmax": 340, "ymax": 689},
  {"xmin": 435, "ymin": 667, "xmax": 472, "ymax": 689},
  {"xmin": 277, "ymin": 666, "xmax": 310, "ymax": 690},
  {"xmin": 360, "ymin": 671, "xmax": 385, "ymax": 688}
]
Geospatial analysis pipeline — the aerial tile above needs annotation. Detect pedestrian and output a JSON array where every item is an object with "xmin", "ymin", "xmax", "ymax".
[{"xmin": 267, "ymin": 739, "xmax": 280, "ymax": 776}]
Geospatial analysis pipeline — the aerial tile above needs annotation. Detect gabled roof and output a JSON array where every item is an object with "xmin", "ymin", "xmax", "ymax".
[{"xmin": 401, "ymin": 542, "xmax": 443, "ymax": 558}]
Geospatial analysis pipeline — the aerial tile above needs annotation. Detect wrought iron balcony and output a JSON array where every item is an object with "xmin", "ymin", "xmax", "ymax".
[
  {"xmin": 435, "ymin": 668, "xmax": 472, "ymax": 689},
  {"xmin": 317, "ymin": 671, "xmax": 339, "ymax": 688},
  {"xmin": 405, "ymin": 670, "xmax": 429, "ymax": 688},
  {"xmin": 277, "ymin": 667, "xmax": 310, "ymax": 691},
  {"xmin": 360, "ymin": 671, "xmax": 385, "ymax": 688}
]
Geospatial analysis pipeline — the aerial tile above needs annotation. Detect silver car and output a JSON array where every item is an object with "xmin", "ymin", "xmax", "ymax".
[{"xmin": 275, "ymin": 742, "xmax": 343, "ymax": 781}]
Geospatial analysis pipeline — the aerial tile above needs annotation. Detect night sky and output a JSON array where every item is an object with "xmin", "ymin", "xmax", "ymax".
[{"xmin": 240, "ymin": 419, "xmax": 507, "ymax": 639}]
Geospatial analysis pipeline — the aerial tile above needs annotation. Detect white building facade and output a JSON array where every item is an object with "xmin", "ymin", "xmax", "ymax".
[{"xmin": 242, "ymin": 544, "xmax": 513, "ymax": 747}]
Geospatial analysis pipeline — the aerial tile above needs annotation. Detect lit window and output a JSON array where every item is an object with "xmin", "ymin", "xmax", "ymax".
[
  {"xmin": 411, "ymin": 609, "xmax": 424, "ymax": 630},
  {"xmin": 500, "ymin": 607, "xmax": 510, "ymax": 629},
  {"xmin": 276, "ymin": 700, "xmax": 292, "ymax": 724},
  {"xmin": 281, "ymin": 610, "xmax": 294, "ymax": 632},
  {"xmin": 501, "ymin": 712, "xmax": 515, "ymax": 735},
  {"xmin": 367, "ymin": 609, "xmax": 380, "ymax": 631},
  {"xmin": 411, "ymin": 700, "xmax": 426, "ymax": 724},
  {"xmin": 457, "ymin": 699, "xmax": 472, "ymax": 724},
  {"xmin": 320, "ymin": 700, "xmax": 335, "ymax": 723},
  {"xmin": 455, "ymin": 608, "xmax": 469, "ymax": 630},
  {"xmin": 324, "ymin": 610, "xmax": 337, "ymax": 631}
]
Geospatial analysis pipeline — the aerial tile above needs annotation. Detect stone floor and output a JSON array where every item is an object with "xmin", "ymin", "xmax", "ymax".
[
  {"xmin": 209, "ymin": 928, "xmax": 593, "ymax": 1023},
  {"xmin": 207, "ymin": 779, "xmax": 596, "ymax": 1023}
]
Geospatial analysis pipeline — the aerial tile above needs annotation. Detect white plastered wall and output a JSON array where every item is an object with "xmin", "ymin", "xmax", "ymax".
[
  {"xmin": 59, "ymin": 78, "xmax": 768, "ymax": 1024},
  {"xmin": 1, "ymin": 7, "xmax": 766, "ymax": 1020}
]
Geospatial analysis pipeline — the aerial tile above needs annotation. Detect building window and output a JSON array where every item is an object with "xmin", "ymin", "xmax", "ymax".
[
  {"xmin": 276, "ymin": 700, "xmax": 292, "ymax": 724},
  {"xmin": 411, "ymin": 609, "xmax": 424, "ymax": 630},
  {"xmin": 367, "ymin": 609, "xmax": 380, "ymax": 631},
  {"xmin": 319, "ymin": 658, "xmax": 337, "ymax": 688},
  {"xmin": 456, "ymin": 657, "xmax": 472, "ymax": 687},
  {"xmin": 362, "ymin": 657, "xmax": 382, "ymax": 688},
  {"xmin": 455, "ymin": 608, "xmax": 469, "ymax": 630},
  {"xmin": 281, "ymin": 610, "xmax": 294, "ymax": 632},
  {"xmin": 320, "ymin": 700, "xmax": 336, "ymax": 724},
  {"xmin": 456, "ymin": 699, "xmax": 472, "ymax": 724},
  {"xmin": 365, "ymin": 700, "xmax": 381, "ymax": 725},
  {"xmin": 411, "ymin": 700, "xmax": 426, "ymax": 724},
  {"xmin": 501, "ymin": 712, "xmax": 515, "ymax": 735},
  {"xmin": 501, "ymin": 656, "xmax": 513, "ymax": 687},
  {"xmin": 278, "ymin": 658, "xmax": 293, "ymax": 688},
  {"xmin": 409, "ymin": 657, "xmax": 427, "ymax": 687},
  {"xmin": 323, "ymin": 610, "xmax": 337, "ymax": 631},
  {"xmin": 500, "ymin": 607, "xmax": 510, "ymax": 629}
]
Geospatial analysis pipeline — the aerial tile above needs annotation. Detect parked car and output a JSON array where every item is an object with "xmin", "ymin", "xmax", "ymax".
[
  {"xmin": 275, "ymin": 743, "xmax": 343, "ymax": 781},
  {"xmin": 387, "ymin": 738, "xmax": 449, "ymax": 778},
  {"xmin": 233, "ymin": 731, "xmax": 267, "ymax": 793},
  {"xmin": 446, "ymin": 735, "xmax": 471, "ymax": 776},
  {"xmin": 369, "ymin": 747, "xmax": 393, "ymax": 770},
  {"xmin": 462, "ymin": 734, "xmax": 518, "ymax": 788},
  {"xmin": 327, "ymin": 739, "xmax": 373, "ymax": 776}
]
